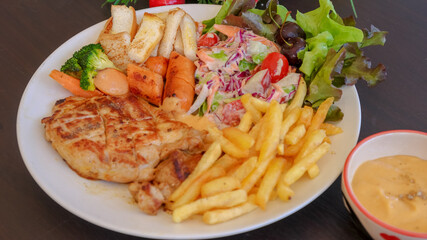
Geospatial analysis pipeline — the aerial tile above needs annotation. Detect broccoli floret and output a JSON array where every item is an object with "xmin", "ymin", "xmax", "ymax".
[
  {"xmin": 72, "ymin": 43, "xmax": 103, "ymax": 62},
  {"xmin": 60, "ymin": 57, "xmax": 82, "ymax": 79},
  {"xmin": 79, "ymin": 47, "xmax": 116, "ymax": 71},
  {"xmin": 61, "ymin": 43, "xmax": 117, "ymax": 91},
  {"xmin": 80, "ymin": 67, "xmax": 98, "ymax": 91}
]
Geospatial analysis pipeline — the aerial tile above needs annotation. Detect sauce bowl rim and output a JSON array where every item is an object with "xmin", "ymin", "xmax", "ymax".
[{"xmin": 343, "ymin": 129, "xmax": 427, "ymax": 238}]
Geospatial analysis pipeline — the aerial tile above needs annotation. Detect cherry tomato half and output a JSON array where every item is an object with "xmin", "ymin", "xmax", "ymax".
[
  {"xmin": 260, "ymin": 52, "xmax": 289, "ymax": 83},
  {"xmin": 197, "ymin": 33, "xmax": 220, "ymax": 48}
]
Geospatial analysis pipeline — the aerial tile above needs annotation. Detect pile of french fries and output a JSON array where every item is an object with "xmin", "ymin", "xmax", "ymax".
[{"xmin": 167, "ymin": 78, "xmax": 343, "ymax": 224}]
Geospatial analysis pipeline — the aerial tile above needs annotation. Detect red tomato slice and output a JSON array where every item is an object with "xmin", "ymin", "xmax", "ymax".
[
  {"xmin": 260, "ymin": 52, "xmax": 289, "ymax": 83},
  {"xmin": 149, "ymin": 0, "xmax": 184, "ymax": 8},
  {"xmin": 197, "ymin": 33, "xmax": 220, "ymax": 48}
]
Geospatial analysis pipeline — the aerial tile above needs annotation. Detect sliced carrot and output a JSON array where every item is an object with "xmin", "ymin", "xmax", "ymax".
[
  {"xmin": 213, "ymin": 24, "xmax": 241, "ymax": 38},
  {"xmin": 49, "ymin": 69, "xmax": 103, "ymax": 98},
  {"xmin": 213, "ymin": 24, "xmax": 280, "ymax": 52},
  {"xmin": 144, "ymin": 56, "xmax": 168, "ymax": 78}
]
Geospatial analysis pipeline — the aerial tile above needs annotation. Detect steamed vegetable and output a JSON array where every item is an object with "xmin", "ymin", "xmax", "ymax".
[
  {"xmin": 49, "ymin": 70, "xmax": 103, "ymax": 98},
  {"xmin": 61, "ymin": 43, "xmax": 117, "ymax": 91}
]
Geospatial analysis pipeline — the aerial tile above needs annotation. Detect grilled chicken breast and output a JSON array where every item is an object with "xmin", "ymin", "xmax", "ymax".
[
  {"xmin": 129, "ymin": 150, "xmax": 202, "ymax": 215},
  {"xmin": 42, "ymin": 94, "xmax": 206, "ymax": 183}
]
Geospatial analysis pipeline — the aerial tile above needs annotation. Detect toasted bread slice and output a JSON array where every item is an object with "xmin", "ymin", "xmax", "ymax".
[
  {"xmin": 97, "ymin": 17, "xmax": 113, "ymax": 43},
  {"xmin": 128, "ymin": 13, "xmax": 165, "ymax": 63},
  {"xmin": 99, "ymin": 32, "xmax": 133, "ymax": 71},
  {"xmin": 174, "ymin": 28, "xmax": 184, "ymax": 55},
  {"xmin": 111, "ymin": 5, "xmax": 138, "ymax": 39},
  {"xmin": 158, "ymin": 8, "xmax": 186, "ymax": 59},
  {"xmin": 151, "ymin": 43, "xmax": 159, "ymax": 57},
  {"xmin": 180, "ymin": 14, "xmax": 198, "ymax": 61},
  {"xmin": 153, "ymin": 11, "xmax": 169, "ymax": 22}
]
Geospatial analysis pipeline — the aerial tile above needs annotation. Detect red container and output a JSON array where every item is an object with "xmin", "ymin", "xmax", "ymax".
[{"xmin": 149, "ymin": 0, "xmax": 185, "ymax": 8}]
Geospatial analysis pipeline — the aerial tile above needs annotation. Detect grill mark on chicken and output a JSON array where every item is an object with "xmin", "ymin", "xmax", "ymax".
[
  {"xmin": 129, "ymin": 150, "xmax": 203, "ymax": 215},
  {"xmin": 42, "ymin": 94, "xmax": 207, "ymax": 184}
]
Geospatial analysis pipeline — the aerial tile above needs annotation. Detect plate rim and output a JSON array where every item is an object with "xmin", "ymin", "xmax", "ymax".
[{"xmin": 16, "ymin": 4, "xmax": 361, "ymax": 239}]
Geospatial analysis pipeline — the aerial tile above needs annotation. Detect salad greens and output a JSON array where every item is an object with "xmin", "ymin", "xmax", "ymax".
[{"xmin": 201, "ymin": 0, "xmax": 387, "ymax": 121}]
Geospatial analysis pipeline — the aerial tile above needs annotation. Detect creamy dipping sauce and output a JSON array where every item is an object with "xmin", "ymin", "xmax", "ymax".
[{"xmin": 352, "ymin": 155, "xmax": 427, "ymax": 233}]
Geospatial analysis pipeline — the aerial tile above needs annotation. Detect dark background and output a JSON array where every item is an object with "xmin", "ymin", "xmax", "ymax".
[{"xmin": 1, "ymin": 0, "xmax": 426, "ymax": 239}]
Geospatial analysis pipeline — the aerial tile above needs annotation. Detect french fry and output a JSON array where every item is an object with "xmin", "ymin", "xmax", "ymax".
[
  {"xmin": 222, "ymin": 127, "xmax": 255, "ymax": 150},
  {"xmin": 172, "ymin": 189, "xmax": 247, "ymax": 223},
  {"xmin": 280, "ymin": 103, "xmax": 288, "ymax": 113},
  {"xmin": 283, "ymin": 77, "xmax": 306, "ymax": 117},
  {"xmin": 296, "ymin": 106, "xmax": 314, "ymax": 129},
  {"xmin": 307, "ymin": 164, "xmax": 320, "ymax": 178},
  {"xmin": 275, "ymin": 159, "xmax": 294, "ymax": 201},
  {"xmin": 320, "ymin": 123, "xmax": 343, "ymax": 136},
  {"xmin": 284, "ymin": 97, "xmax": 333, "ymax": 157},
  {"xmin": 277, "ymin": 182, "xmax": 295, "ymax": 201},
  {"xmin": 283, "ymin": 142, "xmax": 330, "ymax": 185},
  {"xmin": 284, "ymin": 124, "xmax": 306, "ymax": 145},
  {"xmin": 219, "ymin": 136, "xmax": 249, "ymax": 159},
  {"xmin": 254, "ymin": 116, "xmax": 267, "ymax": 151},
  {"xmin": 169, "ymin": 141, "xmax": 221, "ymax": 201},
  {"xmin": 201, "ymin": 176, "xmax": 241, "ymax": 198},
  {"xmin": 170, "ymin": 166, "xmax": 225, "ymax": 210},
  {"xmin": 242, "ymin": 101, "xmax": 282, "ymax": 193},
  {"xmin": 249, "ymin": 96, "xmax": 269, "ymax": 113},
  {"xmin": 237, "ymin": 111, "xmax": 253, "ymax": 133},
  {"xmin": 256, "ymin": 157, "xmax": 286, "ymax": 209},
  {"xmin": 231, "ymin": 156, "xmax": 257, "ymax": 182},
  {"xmin": 283, "ymin": 142, "xmax": 302, "ymax": 157},
  {"xmin": 277, "ymin": 143, "xmax": 285, "ymax": 155},
  {"xmin": 158, "ymin": 8, "xmax": 186, "ymax": 58},
  {"xmin": 202, "ymin": 194, "xmax": 258, "ymax": 224},
  {"xmin": 307, "ymin": 97, "xmax": 334, "ymax": 133},
  {"xmin": 269, "ymin": 188, "xmax": 278, "ymax": 201},
  {"xmin": 241, "ymin": 94, "xmax": 262, "ymax": 122},
  {"xmin": 279, "ymin": 107, "xmax": 301, "ymax": 143},
  {"xmin": 294, "ymin": 129, "xmax": 326, "ymax": 163},
  {"xmin": 249, "ymin": 116, "xmax": 265, "ymax": 142},
  {"xmin": 212, "ymin": 154, "xmax": 241, "ymax": 172}
]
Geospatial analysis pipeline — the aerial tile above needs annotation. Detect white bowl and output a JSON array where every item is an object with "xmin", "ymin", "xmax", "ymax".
[{"xmin": 342, "ymin": 130, "xmax": 427, "ymax": 240}]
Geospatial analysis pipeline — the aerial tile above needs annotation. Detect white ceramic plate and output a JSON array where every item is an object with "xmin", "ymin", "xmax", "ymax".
[{"xmin": 16, "ymin": 4, "xmax": 361, "ymax": 239}]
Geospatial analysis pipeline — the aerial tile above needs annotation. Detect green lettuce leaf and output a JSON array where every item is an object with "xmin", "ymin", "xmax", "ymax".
[
  {"xmin": 241, "ymin": 11, "xmax": 277, "ymax": 40},
  {"xmin": 305, "ymin": 48, "xmax": 346, "ymax": 105},
  {"xmin": 299, "ymin": 31, "xmax": 334, "ymax": 77},
  {"xmin": 203, "ymin": 0, "xmax": 233, "ymax": 33},
  {"xmin": 335, "ymin": 56, "xmax": 386, "ymax": 87},
  {"xmin": 239, "ymin": 59, "xmax": 257, "ymax": 71},
  {"xmin": 325, "ymin": 105, "xmax": 344, "ymax": 121},
  {"xmin": 248, "ymin": 2, "xmax": 294, "ymax": 24},
  {"xmin": 360, "ymin": 25, "xmax": 388, "ymax": 48},
  {"xmin": 209, "ymin": 50, "xmax": 228, "ymax": 61},
  {"xmin": 296, "ymin": 0, "xmax": 363, "ymax": 46},
  {"xmin": 202, "ymin": 0, "xmax": 256, "ymax": 34}
]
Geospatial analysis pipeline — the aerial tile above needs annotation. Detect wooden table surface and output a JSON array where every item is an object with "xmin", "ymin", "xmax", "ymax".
[{"xmin": 2, "ymin": 0, "xmax": 426, "ymax": 239}]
